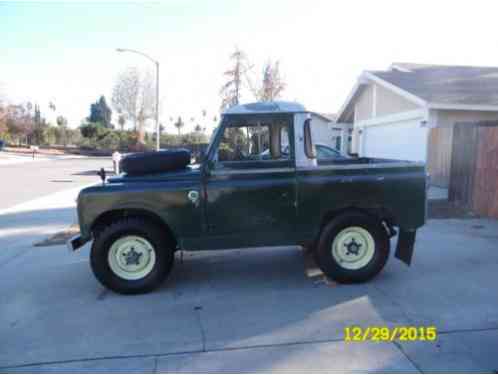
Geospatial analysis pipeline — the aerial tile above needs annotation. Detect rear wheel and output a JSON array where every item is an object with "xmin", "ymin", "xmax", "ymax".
[
  {"xmin": 314, "ymin": 212, "xmax": 390, "ymax": 283},
  {"xmin": 90, "ymin": 217, "xmax": 174, "ymax": 294}
]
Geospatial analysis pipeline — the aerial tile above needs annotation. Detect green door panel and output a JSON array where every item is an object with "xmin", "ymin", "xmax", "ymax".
[{"xmin": 203, "ymin": 168, "xmax": 297, "ymax": 248}]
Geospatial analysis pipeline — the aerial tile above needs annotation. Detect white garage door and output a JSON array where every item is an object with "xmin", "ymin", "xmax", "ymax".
[{"xmin": 361, "ymin": 118, "xmax": 428, "ymax": 162}]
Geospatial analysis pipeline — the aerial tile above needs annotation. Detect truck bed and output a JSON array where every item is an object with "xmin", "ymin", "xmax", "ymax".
[{"xmin": 318, "ymin": 157, "xmax": 421, "ymax": 167}]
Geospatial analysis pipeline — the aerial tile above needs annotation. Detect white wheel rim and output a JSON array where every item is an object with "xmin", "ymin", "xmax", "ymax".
[
  {"xmin": 331, "ymin": 226, "xmax": 375, "ymax": 270},
  {"xmin": 108, "ymin": 235, "xmax": 156, "ymax": 280}
]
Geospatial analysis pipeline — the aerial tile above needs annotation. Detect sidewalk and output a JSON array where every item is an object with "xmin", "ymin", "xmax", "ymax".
[
  {"xmin": 0, "ymin": 186, "xmax": 86, "ymax": 267},
  {"xmin": 0, "ymin": 151, "xmax": 86, "ymax": 166},
  {"xmin": 0, "ymin": 156, "xmax": 109, "ymax": 210}
]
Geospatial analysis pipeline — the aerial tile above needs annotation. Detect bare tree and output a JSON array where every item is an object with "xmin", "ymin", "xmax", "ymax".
[
  {"xmin": 253, "ymin": 60, "xmax": 286, "ymax": 102},
  {"xmin": 137, "ymin": 70, "xmax": 156, "ymax": 139},
  {"xmin": 5, "ymin": 103, "xmax": 35, "ymax": 145},
  {"xmin": 118, "ymin": 114, "xmax": 126, "ymax": 131},
  {"xmin": 112, "ymin": 67, "xmax": 155, "ymax": 143},
  {"xmin": 219, "ymin": 47, "xmax": 252, "ymax": 111},
  {"xmin": 0, "ymin": 83, "xmax": 6, "ymax": 108},
  {"xmin": 0, "ymin": 89, "xmax": 7, "ymax": 136}
]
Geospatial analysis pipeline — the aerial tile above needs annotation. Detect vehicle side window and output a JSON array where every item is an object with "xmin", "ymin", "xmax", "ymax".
[
  {"xmin": 218, "ymin": 121, "xmax": 290, "ymax": 164},
  {"xmin": 303, "ymin": 119, "xmax": 316, "ymax": 159}
]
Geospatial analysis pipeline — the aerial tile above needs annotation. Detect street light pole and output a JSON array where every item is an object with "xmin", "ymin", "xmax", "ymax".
[
  {"xmin": 116, "ymin": 48, "xmax": 160, "ymax": 151},
  {"xmin": 155, "ymin": 61, "xmax": 160, "ymax": 151}
]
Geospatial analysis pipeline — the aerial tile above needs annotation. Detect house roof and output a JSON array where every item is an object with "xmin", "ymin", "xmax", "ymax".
[
  {"xmin": 310, "ymin": 112, "xmax": 336, "ymax": 123},
  {"xmin": 337, "ymin": 62, "xmax": 498, "ymax": 122},
  {"xmin": 375, "ymin": 63, "xmax": 498, "ymax": 106},
  {"xmin": 318, "ymin": 113, "xmax": 338, "ymax": 122}
]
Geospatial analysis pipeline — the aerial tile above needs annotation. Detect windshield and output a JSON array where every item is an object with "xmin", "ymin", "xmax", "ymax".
[
  {"xmin": 217, "ymin": 117, "xmax": 290, "ymax": 162},
  {"xmin": 205, "ymin": 119, "xmax": 224, "ymax": 160}
]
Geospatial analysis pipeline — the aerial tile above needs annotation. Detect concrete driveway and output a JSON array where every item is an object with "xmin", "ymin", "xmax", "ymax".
[{"xmin": 1, "ymin": 188, "xmax": 498, "ymax": 372}]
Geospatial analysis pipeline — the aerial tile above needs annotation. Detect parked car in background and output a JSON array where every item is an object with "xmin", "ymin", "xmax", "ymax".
[
  {"xmin": 260, "ymin": 143, "xmax": 348, "ymax": 161},
  {"xmin": 0, "ymin": 140, "xmax": 4, "ymax": 151},
  {"xmin": 315, "ymin": 143, "xmax": 349, "ymax": 160}
]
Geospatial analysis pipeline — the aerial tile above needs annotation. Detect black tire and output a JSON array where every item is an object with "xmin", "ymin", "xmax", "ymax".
[
  {"xmin": 314, "ymin": 212, "xmax": 390, "ymax": 283},
  {"xmin": 90, "ymin": 217, "xmax": 174, "ymax": 294},
  {"xmin": 120, "ymin": 149, "xmax": 191, "ymax": 176}
]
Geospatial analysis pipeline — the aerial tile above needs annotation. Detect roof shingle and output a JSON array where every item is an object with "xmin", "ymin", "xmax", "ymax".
[{"xmin": 370, "ymin": 63, "xmax": 498, "ymax": 106}]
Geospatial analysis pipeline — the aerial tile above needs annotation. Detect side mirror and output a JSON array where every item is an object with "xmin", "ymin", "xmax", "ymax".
[
  {"xmin": 196, "ymin": 149, "xmax": 206, "ymax": 164},
  {"xmin": 202, "ymin": 158, "xmax": 215, "ymax": 176}
]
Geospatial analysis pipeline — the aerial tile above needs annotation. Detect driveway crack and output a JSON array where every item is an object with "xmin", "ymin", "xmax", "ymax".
[
  {"xmin": 152, "ymin": 356, "xmax": 158, "ymax": 373},
  {"xmin": 392, "ymin": 341, "xmax": 423, "ymax": 373},
  {"xmin": 194, "ymin": 305, "xmax": 206, "ymax": 352}
]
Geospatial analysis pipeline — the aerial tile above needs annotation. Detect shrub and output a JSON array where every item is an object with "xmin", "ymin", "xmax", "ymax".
[
  {"xmin": 97, "ymin": 132, "xmax": 120, "ymax": 150},
  {"xmin": 80, "ymin": 122, "xmax": 109, "ymax": 139}
]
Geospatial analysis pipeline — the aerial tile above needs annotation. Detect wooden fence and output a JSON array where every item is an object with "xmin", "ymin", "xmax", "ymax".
[{"xmin": 449, "ymin": 122, "xmax": 498, "ymax": 218}]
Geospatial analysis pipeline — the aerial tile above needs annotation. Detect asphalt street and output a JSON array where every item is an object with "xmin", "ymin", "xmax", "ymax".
[
  {"xmin": 0, "ymin": 156, "xmax": 497, "ymax": 372},
  {"xmin": 0, "ymin": 154, "xmax": 111, "ymax": 209}
]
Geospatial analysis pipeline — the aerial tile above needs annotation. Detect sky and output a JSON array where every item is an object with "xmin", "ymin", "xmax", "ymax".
[{"xmin": 2, "ymin": 0, "xmax": 498, "ymax": 133}]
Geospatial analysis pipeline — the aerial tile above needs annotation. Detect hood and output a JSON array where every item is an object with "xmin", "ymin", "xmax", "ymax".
[{"xmin": 107, "ymin": 164, "xmax": 202, "ymax": 184}]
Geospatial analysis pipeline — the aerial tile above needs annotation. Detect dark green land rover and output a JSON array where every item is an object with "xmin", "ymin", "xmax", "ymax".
[{"xmin": 68, "ymin": 101, "xmax": 427, "ymax": 294}]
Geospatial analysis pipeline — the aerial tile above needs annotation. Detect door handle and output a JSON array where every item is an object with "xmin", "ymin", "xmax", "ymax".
[
  {"xmin": 188, "ymin": 190, "xmax": 200, "ymax": 207},
  {"xmin": 341, "ymin": 177, "xmax": 354, "ymax": 183}
]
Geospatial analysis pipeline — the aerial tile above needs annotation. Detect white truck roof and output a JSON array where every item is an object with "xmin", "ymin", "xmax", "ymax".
[{"xmin": 223, "ymin": 101, "xmax": 306, "ymax": 115}]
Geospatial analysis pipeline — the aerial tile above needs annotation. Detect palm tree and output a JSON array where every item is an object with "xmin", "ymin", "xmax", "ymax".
[
  {"xmin": 174, "ymin": 116, "xmax": 184, "ymax": 135},
  {"xmin": 56, "ymin": 115, "xmax": 68, "ymax": 146}
]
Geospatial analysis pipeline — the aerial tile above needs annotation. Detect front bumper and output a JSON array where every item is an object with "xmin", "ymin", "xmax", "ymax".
[{"xmin": 66, "ymin": 234, "xmax": 90, "ymax": 253}]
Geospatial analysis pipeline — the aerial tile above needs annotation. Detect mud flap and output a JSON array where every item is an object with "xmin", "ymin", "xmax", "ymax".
[
  {"xmin": 395, "ymin": 229, "xmax": 416, "ymax": 266},
  {"xmin": 66, "ymin": 234, "xmax": 90, "ymax": 253}
]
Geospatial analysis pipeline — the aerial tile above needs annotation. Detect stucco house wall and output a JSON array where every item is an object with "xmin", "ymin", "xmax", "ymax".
[
  {"xmin": 310, "ymin": 113, "xmax": 334, "ymax": 147},
  {"xmin": 436, "ymin": 110, "xmax": 498, "ymax": 127},
  {"xmin": 354, "ymin": 83, "xmax": 420, "ymax": 122},
  {"xmin": 375, "ymin": 84, "xmax": 419, "ymax": 117},
  {"xmin": 354, "ymin": 84, "xmax": 373, "ymax": 122}
]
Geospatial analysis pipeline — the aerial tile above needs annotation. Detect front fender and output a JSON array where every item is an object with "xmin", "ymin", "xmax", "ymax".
[{"xmin": 77, "ymin": 182, "xmax": 202, "ymax": 241}]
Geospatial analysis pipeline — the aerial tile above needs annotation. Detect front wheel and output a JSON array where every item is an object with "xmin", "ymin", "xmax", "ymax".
[
  {"xmin": 314, "ymin": 212, "xmax": 390, "ymax": 283},
  {"xmin": 90, "ymin": 217, "xmax": 174, "ymax": 294}
]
